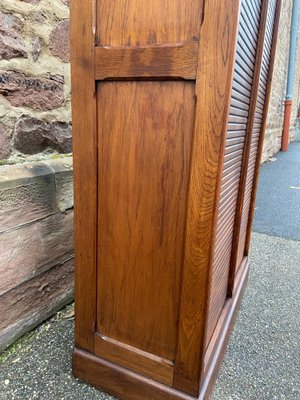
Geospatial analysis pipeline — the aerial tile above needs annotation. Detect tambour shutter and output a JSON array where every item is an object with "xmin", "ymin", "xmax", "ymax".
[
  {"xmin": 206, "ymin": 0, "xmax": 262, "ymax": 345},
  {"xmin": 236, "ymin": 0, "xmax": 278, "ymax": 268}
]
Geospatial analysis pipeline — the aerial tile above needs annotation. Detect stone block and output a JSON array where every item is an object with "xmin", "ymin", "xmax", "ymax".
[
  {"xmin": 0, "ymin": 157, "xmax": 73, "ymax": 231},
  {"xmin": 0, "ymin": 70, "xmax": 64, "ymax": 110},
  {"xmin": 0, "ymin": 11, "xmax": 27, "ymax": 60},
  {"xmin": 0, "ymin": 33, "xmax": 27, "ymax": 61},
  {"xmin": 49, "ymin": 20, "xmax": 70, "ymax": 63},
  {"xmin": 0, "ymin": 11, "xmax": 24, "ymax": 32},
  {"xmin": 13, "ymin": 116, "xmax": 72, "ymax": 154},
  {"xmin": 31, "ymin": 36, "xmax": 42, "ymax": 62},
  {"xmin": 0, "ymin": 158, "xmax": 74, "ymax": 353},
  {"xmin": 48, "ymin": 158, "xmax": 73, "ymax": 211},
  {"xmin": 20, "ymin": 0, "xmax": 41, "ymax": 4},
  {"xmin": 0, "ymin": 258, "xmax": 74, "ymax": 353},
  {"xmin": 0, "ymin": 123, "xmax": 12, "ymax": 160},
  {"xmin": 0, "ymin": 210, "xmax": 74, "ymax": 296}
]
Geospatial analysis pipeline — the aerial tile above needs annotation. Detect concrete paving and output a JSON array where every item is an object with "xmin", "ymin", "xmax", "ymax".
[{"xmin": 0, "ymin": 144, "xmax": 300, "ymax": 400}]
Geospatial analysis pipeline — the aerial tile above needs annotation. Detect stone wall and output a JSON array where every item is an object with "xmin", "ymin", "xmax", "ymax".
[
  {"xmin": 263, "ymin": 0, "xmax": 300, "ymax": 161},
  {"xmin": 0, "ymin": 0, "xmax": 71, "ymax": 162},
  {"xmin": 0, "ymin": 0, "xmax": 73, "ymax": 353},
  {"xmin": 0, "ymin": 158, "xmax": 73, "ymax": 352}
]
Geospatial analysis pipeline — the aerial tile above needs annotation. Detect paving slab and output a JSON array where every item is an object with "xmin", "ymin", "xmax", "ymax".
[{"xmin": 0, "ymin": 232, "xmax": 299, "ymax": 400}]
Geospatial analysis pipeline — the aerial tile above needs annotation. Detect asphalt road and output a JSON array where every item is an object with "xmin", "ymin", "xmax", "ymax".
[{"xmin": 253, "ymin": 142, "xmax": 300, "ymax": 241}]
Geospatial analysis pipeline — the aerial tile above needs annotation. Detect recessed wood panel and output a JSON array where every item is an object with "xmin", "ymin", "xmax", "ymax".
[
  {"xmin": 96, "ymin": 81, "xmax": 195, "ymax": 361},
  {"xmin": 96, "ymin": 0, "xmax": 204, "ymax": 46}
]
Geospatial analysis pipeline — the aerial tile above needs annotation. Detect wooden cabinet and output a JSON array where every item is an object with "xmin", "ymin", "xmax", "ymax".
[{"xmin": 71, "ymin": 1, "xmax": 281, "ymax": 399}]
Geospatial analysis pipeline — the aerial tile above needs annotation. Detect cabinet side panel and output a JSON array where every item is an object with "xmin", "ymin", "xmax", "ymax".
[
  {"xmin": 96, "ymin": 81, "xmax": 195, "ymax": 361},
  {"xmin": 96, "ymin": 0, "xmax": 204, "ymax": 46}
]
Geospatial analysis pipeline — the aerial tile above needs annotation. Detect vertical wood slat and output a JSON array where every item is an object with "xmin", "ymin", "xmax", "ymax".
[
  {"xmin": 236, "ymin": 0, "xmax": 278, "ymax": 267},
  {"xmin": 173, "ymin": 0, "xmax": 241, "ymax": 395},
  {"xmin": 245, "ymin": 0, "xmax": 282, "ymax": 254},
  {"xmin": 227, "ymin": 0, "xmax": 270, "ymax": 295},
  {"xmin": 205, "ymin": 0, "xmax": 262, "ymax": 347},
  {"xmin": 70, "ymin": 0, "xmax": 97, "ymax": 351}
]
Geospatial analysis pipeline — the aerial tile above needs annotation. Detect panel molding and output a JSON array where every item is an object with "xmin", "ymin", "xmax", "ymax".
[
  {"xmin": 94, "ymin": 43, "xmax": 198, "ymax": 80},
  {"xmin": 94, "ymin": 334, "xmax": 174, "ymax": 386}
]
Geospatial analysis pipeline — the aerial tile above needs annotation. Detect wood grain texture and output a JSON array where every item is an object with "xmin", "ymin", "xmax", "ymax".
[
  {"xmin": 227, "ymin": 0, "xmax": 270, "ymax": 292},
  {"xmin": 71, "ymin": 0, "xmax": 282, "ymax": 396},
  {"xmin": 94, "ymin": 334, "xmax": 174, "ymax": 386},
  {"xmin": 73, "ymin": 258, "xmax": 249, "ymax": 400},
  {"xmin": 94, "ymin": 43, "xmax": 198, "ymax": 80},
  {"xmin": 96, "ymin": 82, "xmax": 195, "ymax": 361},
  {"xmin": 173, "ymin": 0, "xmax": 241, "ymax": 395},
  {"xmin": 205, "ymin": 0, "xmax": 261, "ymax": 344},
  {"xmin": 70, "ymin": 0, "xmax": 97, "ymax": 352},
  {"xmin": 245, "ymin": 0, "xmax": 282, "ymax": 254},
  {"xmin": 96, "ymin": 0, "xmax": 204, "ymax": 46},
  {"xmin": 73, "ymin": 348, "xmax": 194, "ymax": 400},
  {"xmin": 200, "ymin": 257, "xmax": 249, "ymax": 400},
  {"xmin": 203, "ymin": 256, "xmax": 248, "ymax": 372}
]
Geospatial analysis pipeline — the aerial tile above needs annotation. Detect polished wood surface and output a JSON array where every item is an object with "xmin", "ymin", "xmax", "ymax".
[
  {"xmin": 200, "ymin": 258, "xmax": 249, "ymax": 400},
  {"xmin": 228, "ymin": 0, "xmax": 270, "ymax": 294},
  {"xmin": 174, "ymin": 0, "xmax": 241, "ymax": 395},
  {"xmin": 93, "ymin": 0, "xmax": 204, "ymax": 390},
  {"xmin": 96, "ymin": 0, "xmax": 204, "ymax": 46},
  {"xmin": 70, "ymin": 0, "xmax": 97, "ymax": 353},
  {"xmin": 73, "ymin": 258, "xmax": 249, "ymax": 400},
  {"xmin": 94, "ymin": 43, "xmax": 198, "ymax": 80},
  {"xmin": 71, "ymin": 0, "xmax": 281, "ymax": 398},
  {"xmin": 205, "ymin": 0, "xmax": 261, "ymax": 345},
  {"xmin": 96, "ymin": 81, "xmax": 195, "ymax": 361},
  {"xmin": 235, "ymin": 0, "xmax": 277, "ymax": 272},
  {"xmin": 94, "ymin": 334, "xmax": 174, "ymax": 386}
]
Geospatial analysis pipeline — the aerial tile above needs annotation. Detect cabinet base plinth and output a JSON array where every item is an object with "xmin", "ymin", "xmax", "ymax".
[{"xmin": 72, "ymin": 259, "xmax": 249, "ymax": 400}]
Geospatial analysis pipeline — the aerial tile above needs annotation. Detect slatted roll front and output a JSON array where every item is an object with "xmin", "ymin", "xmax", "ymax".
[
  {"xmin": 206, "ymin": 0, "xmax": 262, "ymax": 345},
  {"xmin": 236, "ymin": 0, "xmax": 277, "ymax": 268}
]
